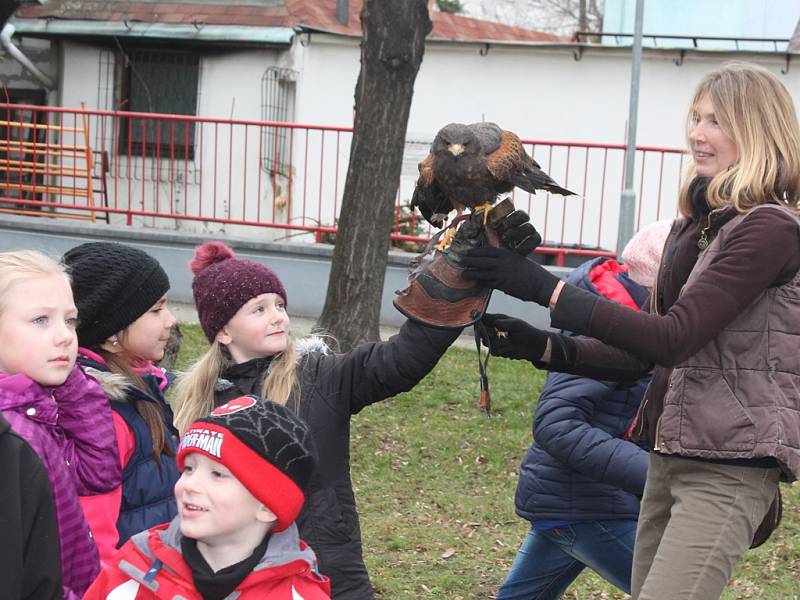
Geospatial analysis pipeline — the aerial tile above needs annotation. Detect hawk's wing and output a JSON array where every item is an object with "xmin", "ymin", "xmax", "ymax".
[
  {"xmin": 488, "ymin": 130, "xmax": 575, "ymax": 197},
  {"xmin": 410, "ymin": 153, "xmax": 452, "ymax": 228},
  {"xmin": 485, "ymin": 130, "xmax": 528, "ymax": 185},
  {"xmin": 468, "ymin": 122, "xmax": 503, "ymax": 155}
]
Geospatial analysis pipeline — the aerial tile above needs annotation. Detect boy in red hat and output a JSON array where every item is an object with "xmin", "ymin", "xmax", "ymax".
[{"xmin": 83, "ymin": 395, "xmax": 330, "ymax": 599}]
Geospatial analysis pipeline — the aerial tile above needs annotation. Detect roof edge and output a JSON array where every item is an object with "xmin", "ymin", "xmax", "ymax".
[{"xmin": 10, "ymin": 18, "xmax": 295, "ymax": 44}]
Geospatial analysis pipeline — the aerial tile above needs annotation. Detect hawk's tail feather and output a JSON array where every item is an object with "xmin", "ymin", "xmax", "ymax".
[
  {"xmin": 512, "ymin": 171, "xmax": 575, "ymax": 198},
  {"xmin": 541, "ymin": 181, "xmax": 576, "ymax": 197}
]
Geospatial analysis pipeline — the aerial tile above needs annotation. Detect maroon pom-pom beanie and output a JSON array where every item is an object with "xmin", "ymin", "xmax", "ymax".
[{"xmin": 190, "ymin": 241, "xmax": 287, "ymax": 343}]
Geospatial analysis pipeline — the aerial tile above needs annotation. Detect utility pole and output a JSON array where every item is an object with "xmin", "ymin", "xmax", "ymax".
[{"xmin": 617, "ymin": 0, "xmax": 644, "ymax": 256}]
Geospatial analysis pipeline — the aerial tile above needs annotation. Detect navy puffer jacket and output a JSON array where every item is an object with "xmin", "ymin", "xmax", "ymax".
[{"xmin": 514, "ymin": 257, "xmax": 651, "ymax": 523}]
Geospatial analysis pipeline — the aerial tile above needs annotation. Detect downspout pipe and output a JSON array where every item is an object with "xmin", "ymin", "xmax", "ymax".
[{"xmin": 1, "ymin": 23, "xmax": 56, "ymax": 90}]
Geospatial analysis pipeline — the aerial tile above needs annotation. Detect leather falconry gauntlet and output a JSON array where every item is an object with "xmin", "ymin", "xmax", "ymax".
[{"xmin": 393, "ymin": 199, "xmax": 540, "ymax": 329}]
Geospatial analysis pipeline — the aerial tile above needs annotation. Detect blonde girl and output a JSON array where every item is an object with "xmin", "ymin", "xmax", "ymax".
[
  {"xmin": 0, "ymin": 250, "xmax": 120, "ymax": 599},
  {"xmin": 172, "ymin": 241, "xmax": 461, "ymax": 599}
]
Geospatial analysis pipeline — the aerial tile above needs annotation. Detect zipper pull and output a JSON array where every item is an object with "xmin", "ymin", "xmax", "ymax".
[
  {"xmin": 698, "ymin": 211, "xmax": 714, "ymax": 250},
  {"xmin": 697, "ymin": 229, "xmax": 709, "ymax": 250}
]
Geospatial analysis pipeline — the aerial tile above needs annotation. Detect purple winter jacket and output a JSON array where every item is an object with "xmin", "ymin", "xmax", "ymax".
[{"xmin": 0, "ymin": 364, "xmax": 121, "ymax": 600}]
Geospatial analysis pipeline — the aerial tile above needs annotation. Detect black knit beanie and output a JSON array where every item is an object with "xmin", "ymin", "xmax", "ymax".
[
  {"xmin": 63, "ymin": 242, "xmax": 170, "ymax": 348},
  {"xmin": 177, "ymin": 395, "xmax": 317, "ymax": 532}
]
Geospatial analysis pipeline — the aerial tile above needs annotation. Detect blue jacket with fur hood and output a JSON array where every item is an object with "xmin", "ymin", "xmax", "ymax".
[{"xmin": 514, "ymin": 257, "xmax": 651, "ymax": 523}]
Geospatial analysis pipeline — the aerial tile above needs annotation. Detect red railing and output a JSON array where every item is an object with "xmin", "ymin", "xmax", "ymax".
[{"xmin": 0, "ymin": 103, "xmax": 686, "ymax": 264}]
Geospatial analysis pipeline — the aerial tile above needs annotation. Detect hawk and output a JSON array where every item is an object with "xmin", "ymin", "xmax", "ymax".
[{"xmin": 410, "ymin": 122, "xmax": 574, "ymax": 228}]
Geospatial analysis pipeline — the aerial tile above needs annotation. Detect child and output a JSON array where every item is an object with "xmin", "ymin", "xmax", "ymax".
[
  {"xmin": 493, "ymin": 222, "xmax": 672, "ymax": 600},
  {"xmin": 172, "ymin": 241, "xmax": 462, "ymax": 599},
  {"xmin": 62, "ymin": 242, "xmax": 182, "ymax": 563},
  {"xmin": 83, "ymin": 394, "xmax": 331, "ymax": 599},
  {"xmin": 1, "ymin": 410, "xmax": 62, "ymax": 599},
  {"xmin": 0, "ymin": 249, "xmax": 121, "ymax": 599}
]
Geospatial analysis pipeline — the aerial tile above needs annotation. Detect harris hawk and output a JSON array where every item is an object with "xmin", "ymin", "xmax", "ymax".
[{"xmin": 410, "ymin": 122, "xmax": 574, "ymax": 231}]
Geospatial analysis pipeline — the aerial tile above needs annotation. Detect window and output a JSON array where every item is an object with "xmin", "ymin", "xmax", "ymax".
[
  {"xmin": 261, "ymin": 66, "xmax": 297, "ymax": 175},
  {"xmin": 118, "ymin": 48, "xmax": 200, "ymax": 160}
]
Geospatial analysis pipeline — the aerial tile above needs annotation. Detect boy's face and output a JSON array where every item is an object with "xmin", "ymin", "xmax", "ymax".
[
  {"xmin": 175, "ymin": 453, "xmax": 275, "ymax": 546},
  {"xmin": 0, "ymin": 273, "xmax": 78, "ymax": 386}
]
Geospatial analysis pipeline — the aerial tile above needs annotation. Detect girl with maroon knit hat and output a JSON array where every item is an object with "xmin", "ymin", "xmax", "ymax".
[{"xmin": 173, "ymin": 241, "xmax": 462, "ymax": 599}]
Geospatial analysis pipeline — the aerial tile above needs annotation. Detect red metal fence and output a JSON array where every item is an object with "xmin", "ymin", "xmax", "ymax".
[{"xmin": 0, "ymin": 103, "xmax": 687, "ymax": 263}]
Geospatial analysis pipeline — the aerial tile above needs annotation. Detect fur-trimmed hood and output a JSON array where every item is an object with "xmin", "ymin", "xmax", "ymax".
[
  {"xmin": 82, "ymin": 368, "xmax": 131, "ymax": 403},
  {"xmin": 78, "ymin": 351, "xmax": 171, "ymax": 405},
  {"xmin": 215, "ymin": 336, "xmax": 329, "ymax": 394}
]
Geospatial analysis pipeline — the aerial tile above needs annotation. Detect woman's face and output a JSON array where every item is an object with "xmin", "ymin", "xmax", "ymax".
[{"xmin": 688, "ymin": 94, "xmax": 739, "ymax": 178}]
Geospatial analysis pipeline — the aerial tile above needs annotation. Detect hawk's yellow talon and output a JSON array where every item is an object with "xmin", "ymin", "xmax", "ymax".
[
  {"xmin": 435, "ymin": 228, "xmax": 457, "ymax": 251},
  {"xmin": 474, "ymin": 202, "xmax": 495, "ymax": 224}
]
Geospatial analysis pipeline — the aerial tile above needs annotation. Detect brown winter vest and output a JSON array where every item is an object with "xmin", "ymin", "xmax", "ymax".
[{"xmin": 654, "ymin": 204, "xmax": 800, "ymax": 482}]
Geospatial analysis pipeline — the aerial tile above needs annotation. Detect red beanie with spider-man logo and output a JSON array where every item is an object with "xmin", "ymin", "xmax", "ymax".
[{"xmin": 177, "ymin": 395, "xmax": 317, "ymax": 532}]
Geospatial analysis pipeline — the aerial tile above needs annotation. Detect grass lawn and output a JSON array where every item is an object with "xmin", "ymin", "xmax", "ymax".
[{"xmin": 175, "ymin": 323, "xmax": 799, "ymax": 599}]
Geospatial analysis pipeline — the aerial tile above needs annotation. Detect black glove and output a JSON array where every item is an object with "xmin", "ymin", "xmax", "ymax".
[
  {"xmin": 479, "ymin": 313, "xmax": 550, "ymax": 363},
  {"xmin": 488, "ymin": 208, "xmax": 542, "ymax": 255},
  {"xmin": 460, "ymin": 246, "xmax": 561, "ymax": 307}
]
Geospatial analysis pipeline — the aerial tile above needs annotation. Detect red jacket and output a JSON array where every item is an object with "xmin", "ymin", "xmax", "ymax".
[{"xmin": 82, "ymin": 519, "xmax": 330, "ymax": 599}]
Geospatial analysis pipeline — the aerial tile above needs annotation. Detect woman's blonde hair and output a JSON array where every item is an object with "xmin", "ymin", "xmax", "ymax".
[
  {"xmin": 0, "ymin": 250, "xmax": 67, "ymax": 315},
  {"xmin": 171, "ymin": 337, "xmax": 299, "ymax": 434},
  {"xmin": 678, "ymin": 62, "xmax": 800, "ymax": 217}
]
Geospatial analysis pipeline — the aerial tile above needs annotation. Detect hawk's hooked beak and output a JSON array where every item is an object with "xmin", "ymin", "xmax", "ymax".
[{"xmin": 447, "ymin": 143, "xmax": 464, "ymax": 157}]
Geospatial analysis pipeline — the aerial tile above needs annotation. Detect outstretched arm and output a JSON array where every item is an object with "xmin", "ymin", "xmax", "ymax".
[
  {"xmin": 315, "ymin": 320, "xmax": 462, "ymax": 415},
  {"xmin": 468, "ymin": 209, "xmax": 800, "ymax": 368},
  {"xmin": 480, "ymin": 313, "xmax": 652, "ymax": 383}
]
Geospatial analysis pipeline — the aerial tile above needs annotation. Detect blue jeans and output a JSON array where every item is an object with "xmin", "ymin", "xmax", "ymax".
[{"xmin": 496, "ymin": 520, "xmax": 637, "ymax": 600}]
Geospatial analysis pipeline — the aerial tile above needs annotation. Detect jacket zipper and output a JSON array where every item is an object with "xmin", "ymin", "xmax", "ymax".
[
  {"xmin": 631, "ymin": 222, "xmax": 675, "ymax": 441},
  {"xmin": 651, "ymin": 211, "xmax": 714, "ymax": 447}
]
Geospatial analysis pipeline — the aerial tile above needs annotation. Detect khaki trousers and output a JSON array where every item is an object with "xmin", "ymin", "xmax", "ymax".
[{"xmin": 632, "ymin": 453, "xmax": 780, "ymax": 600}]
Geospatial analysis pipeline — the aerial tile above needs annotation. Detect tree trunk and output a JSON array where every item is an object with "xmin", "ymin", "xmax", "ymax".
[{"xmin": 316, "ymin": 0, "xmax": 432, "ymax": 350}]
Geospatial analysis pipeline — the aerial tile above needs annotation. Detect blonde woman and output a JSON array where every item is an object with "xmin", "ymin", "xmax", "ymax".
[
  {"xmin": 461, "ymin": 62, "xmax": 800, "ymax": 599},
  {"xmin": 172, "ymin": 241, "xmax": 462, "ymax": 600}
]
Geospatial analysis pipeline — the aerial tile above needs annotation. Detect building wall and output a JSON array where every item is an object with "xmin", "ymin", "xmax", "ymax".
[
  {"xmin": 17, "ymin": 34, "xmax": 800, "ymax": 249},
  {"xmin": 0, "ymin": 212, "xmax": 559, "ymax": 329},
  {"xmin": 0, "ymin": 34, "xmax": 55, "ymax": 95}
]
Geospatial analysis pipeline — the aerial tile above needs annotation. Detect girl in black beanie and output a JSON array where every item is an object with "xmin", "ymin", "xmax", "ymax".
[{"xmin": 62, "ymin": 241, "xmax": 182, "ymax": 564}]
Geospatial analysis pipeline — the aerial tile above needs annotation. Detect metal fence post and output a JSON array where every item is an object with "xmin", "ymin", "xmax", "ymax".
[{"xmin": 618, "ymin": 0, "xmax": 645, "ymax": 256}]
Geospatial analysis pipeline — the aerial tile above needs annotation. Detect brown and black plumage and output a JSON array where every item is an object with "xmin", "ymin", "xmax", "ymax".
[{"xmin": 410, "ymin": 122, "xmax": 574, "ymax": 227}]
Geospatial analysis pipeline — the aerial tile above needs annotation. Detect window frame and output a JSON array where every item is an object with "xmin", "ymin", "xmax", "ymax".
[{"xmin": 116, "ymin": 47, "xmax": 200, "ymax": 161}]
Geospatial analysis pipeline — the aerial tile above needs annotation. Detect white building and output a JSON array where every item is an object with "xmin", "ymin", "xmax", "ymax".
[{"xmin": 3, "ymin": 0, "xmax": 800, "ymax": 252}]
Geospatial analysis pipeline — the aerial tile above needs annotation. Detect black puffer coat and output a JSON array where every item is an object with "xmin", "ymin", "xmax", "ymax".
[
  {"xmin": 0, "ymin": 411, "xmax": 62, "ymax": 599},
  {"xmin": 214, "ymin": 320, "xmax": 460, "ymax": 599}
]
